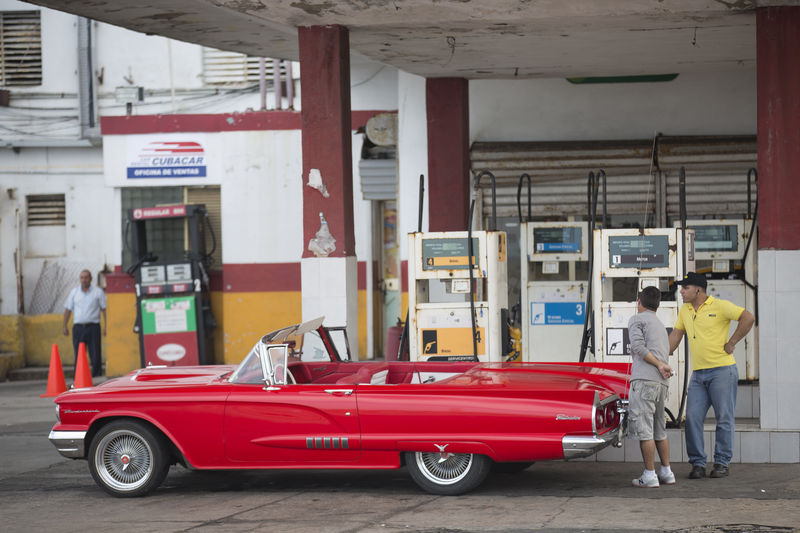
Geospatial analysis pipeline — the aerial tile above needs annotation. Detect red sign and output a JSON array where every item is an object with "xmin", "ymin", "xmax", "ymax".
[
  {"xmin": 171, "ymin": 283, "xmax": 189, "ymax": 293},
  {"xmin": 145, "ymin": 285, "xmax": 163, "ymax": 294},
  {"xmin": 143, "ymin": 331, "xmax": 199, "ymax": 366},
  {"xmin": 132, "ymin": 205, "xmax": 187, "ymax": 220}
]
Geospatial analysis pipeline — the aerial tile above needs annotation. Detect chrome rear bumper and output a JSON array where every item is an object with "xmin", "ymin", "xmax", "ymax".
[
  {"xmin": 562, "ymin": 404, "xmax": 627, "ymax": 460},
  {"xmin": 48, "ymin": 430, "xmax": 87, "ymax": 459}
]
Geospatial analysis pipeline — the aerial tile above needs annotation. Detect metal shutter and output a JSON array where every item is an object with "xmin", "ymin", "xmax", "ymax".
[
  {"xmin": 359, "ymin": 159, "xmax": 397, "ymax": 200},
  {"xmin": 185, "ymin": 186, "xmax": 222, "ymax": 268},
  {"xmin": 471, "ymin": 136, "xmax": 756, "ymax": 225},
  {"xmin": 0, "ymin": 10, "xmax": 42, "ymax": 86},
  {"xmin": 201, "ymin": 47, "xmax": 286, "ymax": 86}
]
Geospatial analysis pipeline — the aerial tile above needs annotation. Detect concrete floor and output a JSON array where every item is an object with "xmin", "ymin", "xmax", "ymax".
[{"xmin": 2, "ymin": 380, "xmax": 799, "ymax": 533}]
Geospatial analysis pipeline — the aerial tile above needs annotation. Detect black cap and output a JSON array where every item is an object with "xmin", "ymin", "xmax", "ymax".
[{"xmin": 675, "ymin": 272, "xmax": 707, "ymax": 290}]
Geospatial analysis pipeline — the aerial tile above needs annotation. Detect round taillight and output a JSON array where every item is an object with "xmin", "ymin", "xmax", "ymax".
[
  {"xmin": 605, "ymin": 403, "xmax": 619, "ymax": 427},
  {"xmin": 595, "ymin": 409, "xmax": 605, "ymax": 429}
]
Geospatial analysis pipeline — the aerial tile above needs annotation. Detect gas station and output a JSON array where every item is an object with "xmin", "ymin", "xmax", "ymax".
[{"xmin": 2, "ymin": 0, "xmax": 799, "ymax": 453}]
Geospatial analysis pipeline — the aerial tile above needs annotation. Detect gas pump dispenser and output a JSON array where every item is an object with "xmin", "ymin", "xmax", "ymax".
[
  {"xmin": 407, "ymin": 172, "xmax": 511, "ymax": 362},
  {"xmin": 520, "ymin": 220, "xmax": 589, "ymax": 362},
  {"xmin": 517, "ymin": 171, "xmax": 592, "ymax": 362},
  {"xmin": 672, "ymin": 169, "xmax": 759, "ymax": 380},
  {"xmin": 127, "ymin": 204, "xmax": 216, "ymax": 367},
  {"xmin": 589, "ymin": 227, "xmax": 695, "ymax": 417}
]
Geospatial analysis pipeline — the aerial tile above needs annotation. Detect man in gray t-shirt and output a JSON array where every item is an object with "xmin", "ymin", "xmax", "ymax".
[{"xmin": 628, "ymin": 286, "xmax": 674, "ymax": 488}]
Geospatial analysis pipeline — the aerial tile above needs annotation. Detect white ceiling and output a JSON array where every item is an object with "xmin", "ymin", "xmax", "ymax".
[{"xmin": 23, "ymin": 0, "xmax": 798, "ymax": 79}]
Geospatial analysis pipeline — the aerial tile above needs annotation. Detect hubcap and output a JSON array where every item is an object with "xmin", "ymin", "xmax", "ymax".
[
  {"xmin": 94, "ymin": 429, "xmax": 154, "ymax": 492},
  {"xmin": 415, "ymin": 451, "xmax": 473, "ymax": 485}
]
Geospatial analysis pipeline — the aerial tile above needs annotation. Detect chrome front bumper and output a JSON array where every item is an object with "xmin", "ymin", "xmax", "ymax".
[
  {"xmin": 48, "ymin": 430, "xmax": 87, "ymax": 459},
  {"xmin": 562, "ymin": 404, "xmax": 628, "ymax": 460}
]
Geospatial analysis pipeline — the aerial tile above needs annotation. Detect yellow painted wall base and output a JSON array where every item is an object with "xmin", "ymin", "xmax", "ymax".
[
  {"xmin": 221, "ymin": 291, "xmax": 301, "ymax": 364},
  {"xmin": 2, "ymin": 286, "xmax": 373, "ymax": 377},
  {"xmin": 106, "ymin": 292, "xmax": 140, "ymax": 377},
  {"xmin": 0, "ymin": 315, "xmax": 23, "ymax": 354},
  {"xmin": 22, "ymin": 315, "xmax": 78, "ymax": 367}
]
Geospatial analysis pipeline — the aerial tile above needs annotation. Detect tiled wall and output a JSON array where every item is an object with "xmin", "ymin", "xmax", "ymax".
[
  {"xmin": 758, "ymin": 250, "xmax": 800, "ymax": 431},
  {"xmin": 585, "ymin": 428, "xmax": 800, "ymax": 464}
]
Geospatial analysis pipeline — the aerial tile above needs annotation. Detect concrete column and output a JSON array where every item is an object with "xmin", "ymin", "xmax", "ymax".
[
  {"xmin": 426, "ymin": 78, "xmax": 470, "ymax": 232},
  {"xmin": 298, "ymin": 25, "xmax": 357, "ymax": 351},
  {"xmin": 756, "ymin": 6, "xmax": 800, "ymax": 430}
]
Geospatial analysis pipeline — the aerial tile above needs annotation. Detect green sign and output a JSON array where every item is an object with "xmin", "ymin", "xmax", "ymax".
[{"xmin": 140, "ymin": 296, "xmax": 197, "ymax": 335}]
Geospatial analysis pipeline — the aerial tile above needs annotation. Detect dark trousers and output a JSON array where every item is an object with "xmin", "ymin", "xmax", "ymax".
[{"xmin": 73, "ymin": 323, "xmax": 102, "ymax": 377}]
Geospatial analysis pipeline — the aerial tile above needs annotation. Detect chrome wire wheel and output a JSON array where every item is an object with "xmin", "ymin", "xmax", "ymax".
[
  {"xmin": 94, "ymin": 429, "xmax": 154, "ymax": 492},
  {"xmin": 414, "ymin": 451, "xmax": 473, "ymax": 485}
]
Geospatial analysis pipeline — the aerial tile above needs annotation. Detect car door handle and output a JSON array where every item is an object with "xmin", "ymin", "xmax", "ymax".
[{"xmin": 324, "ymin": 389, "xmax": 354, "ymax": 396}]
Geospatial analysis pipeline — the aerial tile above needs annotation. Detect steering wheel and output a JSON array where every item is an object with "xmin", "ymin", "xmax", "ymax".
[{"xmin": 273, "ymin": 364, "xmax": 297, "ymax": 385}]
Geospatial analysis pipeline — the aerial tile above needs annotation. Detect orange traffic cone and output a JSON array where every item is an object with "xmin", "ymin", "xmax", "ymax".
[
  {"xmin": 41, "ymin": 344, "xmax": 68, "ymax": 398},
  {"xmin": 73, "ymin": 342, "xmax": 93, "ymax": 389}
]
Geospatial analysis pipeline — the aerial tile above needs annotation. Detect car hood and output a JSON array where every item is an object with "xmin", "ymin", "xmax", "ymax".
[{"xmin": 60, "ymin": 365, "xmax": 238, "ymax": 395}]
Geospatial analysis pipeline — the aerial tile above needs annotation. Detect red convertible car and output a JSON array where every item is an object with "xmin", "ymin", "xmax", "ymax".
[{"xmin": 49, "ymin": 317, "xmax": 630, "ymax": 497}]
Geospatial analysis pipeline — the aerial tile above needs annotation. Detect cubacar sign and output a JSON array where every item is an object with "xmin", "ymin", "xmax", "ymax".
[{"xmin": 127, "ymin": 137, "xmax": 208, "ymax": 179}]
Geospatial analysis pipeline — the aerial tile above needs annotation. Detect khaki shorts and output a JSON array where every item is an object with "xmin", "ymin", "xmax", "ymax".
[{"xmin": 628, "ymin": 379, "xmax": 668, "ymax": 441}]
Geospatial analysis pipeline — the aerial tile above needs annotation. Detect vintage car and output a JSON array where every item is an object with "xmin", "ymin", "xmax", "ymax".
[{"xmin": 49, "ymin": 317, "xmax": 630, "ymax": 497}]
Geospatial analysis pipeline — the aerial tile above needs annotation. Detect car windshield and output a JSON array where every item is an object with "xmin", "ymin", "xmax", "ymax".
[{"xmin": 228, "ymin": 317, "xmax": 336, "ymax": 384}]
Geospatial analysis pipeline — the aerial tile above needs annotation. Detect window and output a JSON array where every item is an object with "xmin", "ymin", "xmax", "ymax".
[
  {"xmin": 25, "ymin": 193, "xmax": 66, "ymax": 258},
  {"xmin": 26, "ymin": 194, "xmax": 65, "ymax": 226},
  {"xmin": 201, "ymin": 47, "xmax": 287, "ymax": 86},
  {"xmin": 121, "ymin": 187, "xmax": 184, "ymax": 271},
  {"xmin": 0, "ymin": 11, "xmax": 42, "ymax": 87},
  {"xmin": 121, "ymin": 187, "xmax": 223, "ymax": 271}
]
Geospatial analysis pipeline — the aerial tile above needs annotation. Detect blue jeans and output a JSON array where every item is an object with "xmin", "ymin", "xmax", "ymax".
[{"xmin": 685, "ymin": 364, "xmax": 738, "ymax": 467}]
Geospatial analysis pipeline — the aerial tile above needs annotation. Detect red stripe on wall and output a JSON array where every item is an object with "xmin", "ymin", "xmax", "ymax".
[
  {"xmin": 105, "ymin": 272, "xmax": 135, "ymax": 294},
  {"xmin": 106, "ymin": 265, "xmax": 299, "ymax": 293},
  {"xmin": 401, "ymin": 260, "xmax": 408, "ymax": 292},
  {"xmin": 357, "ymin": 261, "xmax": 367, "ymax": 290},
  {"xmin": 100, "ymin": 110, "xmax": 393, "ymax": 135},
  {"xmin": 223, "ymin": 263, "xmax": 301, "ymax": 292}
]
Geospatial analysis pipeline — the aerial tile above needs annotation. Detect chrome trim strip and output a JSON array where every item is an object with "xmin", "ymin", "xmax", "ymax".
[
  {"xmin": 324, "ymin": 437, "xmax": 331, "ymax": 449},
  {"xmin": 342, "ymin": 437, "xmax": 349, "ymax": 449},
  {"xmin": 48, "ymin": 430, "xmax": 87, "ymax": 459},
  {"xmin": 315, "ymin": 437, "xmax": 322, "ymax": 449},
  {"xmin": 333, "ymin": 438, "xmax": 340, "ymax": 449},
  {"xmin": 306, "ymin": 437, "xmax": 313, "ymax": 449}
]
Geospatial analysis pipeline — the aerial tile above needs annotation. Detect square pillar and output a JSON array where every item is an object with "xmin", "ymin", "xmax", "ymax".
[
  {"xmin": 756, "ymin": 6, "xmax": 800, "ymax": 430},
  {"xmin": 426, "ymin": 78, "xmax": 470, "ymax": 232},
  {"xmin": 298, "ymin": 25, "xmax": 357, "ymax": 350}
]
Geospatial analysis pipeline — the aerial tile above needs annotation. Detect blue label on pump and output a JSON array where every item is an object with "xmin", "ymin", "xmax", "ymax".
[{"xmin": 531, "ymin": 302, "xmax": 585, "ymax": 325}]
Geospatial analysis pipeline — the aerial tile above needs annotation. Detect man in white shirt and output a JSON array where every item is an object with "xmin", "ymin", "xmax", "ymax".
[{"xmin": 63, "ymin": 270, "xmax": 107, "ymax": 377}]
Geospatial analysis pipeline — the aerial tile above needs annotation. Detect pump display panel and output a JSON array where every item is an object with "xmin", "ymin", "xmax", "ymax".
[
  {"xmin": 534, "ymin": 227, "xmax": 582, "ymax": 253},
  {"xmin": 675, "ymin": 220, "xmax": 746, "ymax": 260},
  {"xmin": 608, "ymin": 235, "xmax": 670, "ymax": 269},
  {"xmin": 526, "ymin": 221, "xmax": 589, "ymax": 262},
  {"xmin": 421, "ymin": 237, "xmax": 479, "ymax": 271}
]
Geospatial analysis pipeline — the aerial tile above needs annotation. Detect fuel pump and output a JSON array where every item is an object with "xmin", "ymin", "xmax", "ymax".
[
  {"xmin": 589, "ymin": 227, "xmax": 695, "ymax": 418},
  {"xmin": 518, "ymin": 175, "xmax": 591, "ymax": 362},
  {"xmin": 407, "ymin": 171, "xmax": 511, "ymax": 362},
  {"xmin": 673, "ymin": 168, "xmax": 759, "ymax": 380},
  {"xmin": 126, "ymin": 204, "xmax": 216, "ymax": 367}
]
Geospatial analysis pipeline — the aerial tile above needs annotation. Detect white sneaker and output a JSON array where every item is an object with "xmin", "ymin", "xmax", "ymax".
[
  {"xmin": 632, "ymin": 474, "xmax": 659, "ymax": 488},
  {"xmin": 658, "ymin": 471, "xmax": 676, "ymax": 485}
]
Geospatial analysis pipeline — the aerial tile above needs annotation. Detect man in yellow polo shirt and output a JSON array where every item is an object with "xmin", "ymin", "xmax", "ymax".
[{"xmin": 668, "ymin": 272, "xmax": 754, "ymax": 480}]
